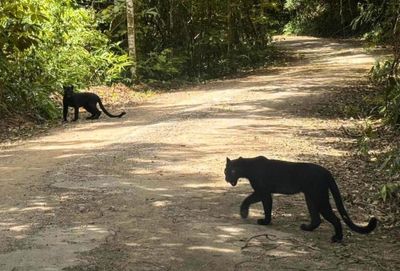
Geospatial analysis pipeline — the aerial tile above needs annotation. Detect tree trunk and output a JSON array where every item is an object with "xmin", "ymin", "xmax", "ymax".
[
  {"xmin": 227, "ymin": 0, "xmax": 233, "ymax": 56},
  {"xmin": 126, "ymin": 0, "xmax": 137, "ymax": 82}
]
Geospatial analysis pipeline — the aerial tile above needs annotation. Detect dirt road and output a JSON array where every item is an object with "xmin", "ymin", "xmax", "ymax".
[{"xmin": 0, "ymin": 36, "xmax": 398, "ymax": 271}]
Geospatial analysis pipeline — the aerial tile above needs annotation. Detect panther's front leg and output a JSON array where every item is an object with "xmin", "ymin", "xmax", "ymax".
[
  {"xmin": 257, "ymin": 194, "xmax": 273, "ymax": 225},
  {"xmin": 73, "ymin": 107, "xmax": 79, "ymax": 121},
  {"xmin": 240, "ymin": 192, "xmax": 261, "ymax": 218},
  {"xmin": 63, "ymin": 103, "xmax": 69, "ymax": 122}
]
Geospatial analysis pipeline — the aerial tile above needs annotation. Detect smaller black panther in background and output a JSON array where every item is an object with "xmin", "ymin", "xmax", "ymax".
[{"xmin": 63, "ymin": 85, "xmax": 126, "ymax": 121}]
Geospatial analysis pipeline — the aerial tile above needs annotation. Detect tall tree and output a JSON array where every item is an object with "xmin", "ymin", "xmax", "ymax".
[{"xmin": 126, "ymin": 0, "xmax": 137, "ymax": 82}]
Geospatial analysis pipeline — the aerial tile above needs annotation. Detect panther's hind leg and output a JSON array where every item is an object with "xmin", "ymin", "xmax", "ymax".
[
  {"xmin": 301, "ymin": 193, "xmax": 321, "ymax": 231},
  {"xmin": 84, "ymin": 104, "xmax": 101, "ymax": 120},
  {"xmin": 319, "ymin": 198, "xmax": 343, "ymax": 242},
  {"xmin": 93, "ymin": 110, "xmax": 101, "ymax": 119}
]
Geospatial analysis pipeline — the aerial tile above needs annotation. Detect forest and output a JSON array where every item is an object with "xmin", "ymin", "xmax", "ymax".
[{"xmin": 0, "ymin": 0, "xmax": 399, "ymax": 269}]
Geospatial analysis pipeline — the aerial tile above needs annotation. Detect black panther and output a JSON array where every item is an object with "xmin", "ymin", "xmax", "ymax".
[
  {"xmin": 225, "ymin": 156, "xmax": 377, "ymax": 242},
  {"xmin": 63, "ymin": 85, "xmax": 126, "ymax": 121}
]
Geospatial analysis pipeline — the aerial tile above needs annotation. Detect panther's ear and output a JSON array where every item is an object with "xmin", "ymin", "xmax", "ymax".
[
  {"xmin": 238, "ymin": 156, "xmax": 243, "ymax": 160},
  {"xmin": 226, "ymin": 157, "xmax": 231, "ymax": 163},
  {"xmin": 63, "ymin": 85, "xmax": 73, "ymax": 92}
]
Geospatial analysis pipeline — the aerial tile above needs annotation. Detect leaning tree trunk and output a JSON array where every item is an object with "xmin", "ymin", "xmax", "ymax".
[{"xmin": 126, "ymin": 0, "xmax": 137, "ymax": 82}]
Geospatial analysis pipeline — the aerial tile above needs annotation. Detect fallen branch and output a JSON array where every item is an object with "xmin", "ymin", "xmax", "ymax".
[
  {"xmin": 240, "ymin": 233, "xmax": 277, "ymax": 250},
  {"xmin": 240, "ymin": 233, "xmax": 282, "ymax": 253}
]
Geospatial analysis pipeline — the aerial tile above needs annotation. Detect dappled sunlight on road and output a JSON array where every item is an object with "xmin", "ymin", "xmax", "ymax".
[
  {"xmin": 188, "ymin": 246, "xmax": 236, "ymax": 253},
  {"xmin": 1, "ymin": 205, "xmax": 53, "ymax": 213}
]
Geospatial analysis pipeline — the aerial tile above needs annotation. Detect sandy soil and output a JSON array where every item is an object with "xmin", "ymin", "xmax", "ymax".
[{"xmin": 0, "ymin": 36, "xmax": 399, "ymax": 271}]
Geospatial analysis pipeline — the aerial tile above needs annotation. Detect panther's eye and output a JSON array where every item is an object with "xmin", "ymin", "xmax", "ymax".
[{"xmin": 231, "ymin": 169, "xmax": 236, "ymax": 174}]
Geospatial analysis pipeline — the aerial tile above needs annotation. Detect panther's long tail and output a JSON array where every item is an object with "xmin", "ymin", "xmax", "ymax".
[
  {"xmin": 98, "ymin": 100, "xmax": 126, "ymax": 118},
  {"xmin": 327, "ymin": 173, "xmax": 377, "ymax": 234}
]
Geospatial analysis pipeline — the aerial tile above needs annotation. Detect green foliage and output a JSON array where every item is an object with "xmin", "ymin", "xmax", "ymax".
[
  {"xmin": 380, "ymin": 149, "xmax": 400, "ymax": 178},
  {"xmin": 353, "ymin": 0, "xmax": 400, "ymax": 202},
  {"xmin": 347, "ymin": 0, "xmax": 400, "ymax": 204},
  {"xmin": 356, "ymin": 118, "xmax": 375, "ymax": 157},
  {"xmin": 283, "ymin": 0, "xmax": 359, "ymax": 37},
  {"xmin": 369, "ymin": 59, "xmax": 400, "ymax": 126},
  {"xmin": 352, "ymin": 0, "xmax": 400, "ymax": 44},
  {"xmin": 283, "ymin": 0, "xmax": 399, "ymax": 38},
  {"xmin": 94, "ymin": 0, "xmax": 283, "ymax": 81},
  {"xmin": 138, "ymin": 49, "xmax": 185, "ymax": 82},
  {"xmin": 283, "ymin": 0, "xmax": 327, "ymax": 35},
  {"xmin": 364, "ymin": 1, "xmax": 400, "ymax": 126},
  {"xmin": 0, "ymin": 0, "xmax": 131, "ymax": 119},
  {"xmin": 0, "ymin": 1, "xmax": 44, "ymax": 52},
  {"xmin": 379, "ymin": 183, "xmax": 400, "ymax": 203}
]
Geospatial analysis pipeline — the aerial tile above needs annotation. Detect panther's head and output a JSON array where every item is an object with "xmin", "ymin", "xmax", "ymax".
[
  {"xmin": 63, "ymin": 85, "xmax": 74, "ymax": 98},
  {"xmin": 224, "ymin": 157, "xmax": 241, "ymax": 186}
]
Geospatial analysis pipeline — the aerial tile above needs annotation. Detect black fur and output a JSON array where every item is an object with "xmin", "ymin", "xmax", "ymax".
[
  {"xmin": 63, "ymin": 85, "xmax": 126, "ymax": 121},
  {"xmin": 224, "ymin": 156, "xmax": 377, "ymax": 242}
]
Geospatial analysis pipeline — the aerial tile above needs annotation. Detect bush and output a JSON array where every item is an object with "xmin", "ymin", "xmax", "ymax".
[
  {"xmin": 369, "ymin": 59, "xmax": 400, "ymax": 126},
  {"xmin": 95, "ymin": 0, "xmax": 281, "ymax": 82},
  {"xmin": 283, "ymin": 0, "xmax": 359, "ymax": 37},
  {"xmin": 0, "ymin": 0, "xmax": 131, "ymax": 119},
  {"xmin": 138, "ymin": 49, "xmax": 186, "ymax": 82}
]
